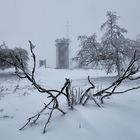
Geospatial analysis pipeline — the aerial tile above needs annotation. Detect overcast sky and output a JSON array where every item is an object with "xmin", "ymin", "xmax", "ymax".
[{"xmin": 0, "ymin": 0, "xmax": 140, "ymax": 67}]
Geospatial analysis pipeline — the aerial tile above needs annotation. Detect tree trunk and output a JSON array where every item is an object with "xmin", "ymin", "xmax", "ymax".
[
  {"xmin": 116, "ymin": 60, "xmax": 121, "ymax": 77},
  {"xmin": 116, "ymin": 50, "xmax": 121, "ymax": 77}
]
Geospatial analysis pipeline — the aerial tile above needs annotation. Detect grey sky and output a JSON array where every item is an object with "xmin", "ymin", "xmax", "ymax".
[{"xmin": 0, "ymin": 0, "xmax": 140, "ymax": 67}]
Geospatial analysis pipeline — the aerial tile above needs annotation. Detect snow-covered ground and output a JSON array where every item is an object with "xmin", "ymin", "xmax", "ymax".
[{"xmin": 0, "ymin": 68, "xmax": 140, "ymax": 140}]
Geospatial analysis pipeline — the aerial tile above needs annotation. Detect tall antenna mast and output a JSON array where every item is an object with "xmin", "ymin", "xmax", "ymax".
[{"xmin": 66, "ymin": 21, "xmax": 70, "ymax": 39}]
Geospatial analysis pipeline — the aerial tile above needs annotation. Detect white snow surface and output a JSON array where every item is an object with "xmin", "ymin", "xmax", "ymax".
[{"xmin": 0, "ymin": 68, "xmax": 140, "ymax": 140}]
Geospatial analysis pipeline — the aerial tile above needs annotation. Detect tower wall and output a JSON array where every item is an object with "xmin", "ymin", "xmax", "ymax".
[{"xmin": 56, "ymin": 39, "xmax": 69, "ymax": 69}]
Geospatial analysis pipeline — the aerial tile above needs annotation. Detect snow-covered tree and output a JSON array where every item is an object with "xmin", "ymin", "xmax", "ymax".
[
  {"xmin": 13, "ymin": 47, "xmax": 29, "ymax": 70},
  {"xmin": 73, "ymin": 34, "xmax": 101, "ymax": 68},
  {"xmin": 0, "ymin": 48, "xmax": 13, "ymax": 70},
  {"xmin": 127, "ymin": 37, "xmax": 140, "ymax": 67},
  {"xmin": 0, "ymin": 44, "xmax": 29, "ymax": 70},
  {"xmin": 100, "ymin": 11, "xmax": 128, "ymax": 76},
  {"xmin": 0, "ymin": 41, "xmax": 8, "ymax": 49}
]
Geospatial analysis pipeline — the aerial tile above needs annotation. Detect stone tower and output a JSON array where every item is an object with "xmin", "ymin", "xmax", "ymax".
[{"xmin": 56, "ymin": 38, "xmax": 69, "ymax": 69}]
